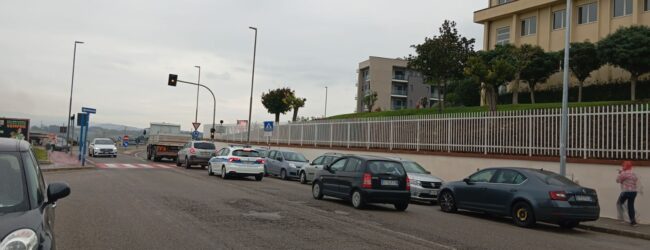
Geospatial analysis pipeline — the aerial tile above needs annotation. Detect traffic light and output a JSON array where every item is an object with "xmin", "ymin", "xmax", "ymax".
[
  {"xmin": 70, "ymin": 114, "xmax": 75, "ymax": 121},
  {"xmin": 210, "ymin": 128, "xmax": 216, "ymax": 139},
  {"xmin": 168, "ymin": 74, "xmax": 178, "ymax": 86},
  {"xmin": 219, "ymin": 120, "xmax": 224, "ymax": 125},
  {"xmin": 143, "ymin": 129, "xmax": 147, "ymax": 135}
]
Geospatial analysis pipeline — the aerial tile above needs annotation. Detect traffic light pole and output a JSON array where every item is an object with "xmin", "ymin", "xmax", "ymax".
[{"xmin": 177, "ymin": 79, "xmax": 216, "ymax": 141}]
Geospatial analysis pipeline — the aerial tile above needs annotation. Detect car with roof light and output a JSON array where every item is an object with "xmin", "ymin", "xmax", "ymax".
[
  {"xmin": 0, "ymin": 138, "xmax": 71, "ymax": 250},
  {"xmin": 265, "ymin": 150, "xmax": 309, "ymax": 180},
  {"xmin": 209, "ymin": 147, "xmax": 265, "ymax": 181},
  {"xmin": 299, "ymin": 152, "xmax": 343, "ymax": 184},
  {"xmin": 176, "ymin": 141, "xmax": 217, "ymax": 169}
]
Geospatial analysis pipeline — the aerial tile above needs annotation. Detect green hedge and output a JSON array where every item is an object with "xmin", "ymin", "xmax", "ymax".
[{"xmin": 499, "ymin": 81, "xmax": 650, "ymax": 104}]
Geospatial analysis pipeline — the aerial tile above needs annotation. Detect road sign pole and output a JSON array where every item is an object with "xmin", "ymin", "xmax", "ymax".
[
  {"xmin": 559, "ymin": 0, "xmax": 572, "ymax": 177},
  {"xmin": 174, "ymin": 79, "xmax": 216, "ymax": 142}
]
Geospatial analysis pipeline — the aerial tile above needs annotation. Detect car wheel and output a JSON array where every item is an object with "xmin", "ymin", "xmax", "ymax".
[
  {"xmin": 176, "ymin": 158, "xmax": 181, "ymax": 167},
  {"xmin": 280, "ymin": 169, "xmax": 288, "ymax": 180},
  {"xmin": 264, "ymin": 165, "xmax": 269, "ymax": 176},
  {"xmin": 439, "ymin": 191, "xmax": 457, "ymax": 213},
  {"xmin": 221, "ymin": 166, "xmax": 228, "ymax": 179},
  {"xmin": 351, "ymin": 190, "xmax": 366, "ymax": 209},
  {"xmin": 394, "ymin": 202, "xmax": 409, "ymax": 211},
  {"xmin": 208, "ymin": 165, "xmax": 214, "ymax": 176},
  {"xmin": 114, "ymin": 155, "xmax": 117, "ymax": 158},
  {"xmin": 255, "ymin": 174, "xmax": 263, "ymax": 181},
  {"xmin": 185, "ymin": 158, "xmax": 191, "ymax": 169},
  {"xmin": 312, "ymin": 182, "xmax": 324, "ymax": 200},
  {"xmin": 512, "ymin": 202, "xmax": 536, "ymax": 228},
  {"xmin": 558, "ymin": 220, "xmax": 579, "ymax": 229},
  {"xmin": 299, "ymin": 172, "xmax": 307, "ymax": 184}
]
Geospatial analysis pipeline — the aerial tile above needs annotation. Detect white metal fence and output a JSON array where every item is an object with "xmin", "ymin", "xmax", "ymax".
[{"xmin": 217, "ymin": 104, "xmax": 650, "ymax": 160}]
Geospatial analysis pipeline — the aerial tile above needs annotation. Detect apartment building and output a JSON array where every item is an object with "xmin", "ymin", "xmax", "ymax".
[
  {"xmin": 475, "ymin": 0, "xmax": 650, "ymax": 83},
  {"xmin": 356, "ymin": 57, "xmax": 441, "ymax": 113}
]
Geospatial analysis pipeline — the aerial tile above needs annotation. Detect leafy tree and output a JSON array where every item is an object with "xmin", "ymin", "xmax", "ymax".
[
  {"xmin": 565, "ymin": 42, "xmax": 602, "ymax": 102},
  {"xmin": 493, "ymin": 44, "xmax": 539, "ymax": 105},
  {"xmin": 287, "ymin": 95, "xmax": 306, "ymax": 122},
  {"xmin": 464, "ymin": 49, "xmax": 516, "ymax": 111},
  {"xmin": 261, "ymin": 88, "xmax": 294, "ymax": 123},
  {"xmin": 598, "ymin": 25, "xmax": 650, "ymax": 101},
  {"xmin": 520, "ymin": 49, "xmax": 559, "ymax": 104},
  {"xmin": 363, "ymin": 91, "xmax": 378, "ymax": 113},
  {"xmin": 446, "ymin": 78, "xmax": 480, "ymax": 107},
  {"xmin": 408, "ymin": 20, "xmax": 475, "ymax": 112}
]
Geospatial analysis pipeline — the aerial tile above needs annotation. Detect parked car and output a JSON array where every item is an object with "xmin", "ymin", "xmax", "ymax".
[
  {"xmin": 311, "ymin": 155, "xmax": 411, "ymax": 211},
  {"xmin": 209, "ymin": 147, "xmax": 265, "ymax": 181},
  {"xmin": 88, "ymin": 138, "xmax": 118, "ymax": 158},
  {"xmin": 438, "ymin": 167, "xmax": 600, "ymax": 228},
  {"xmin": 265, "ymin": 150, "xmax": 309, "ymax": 180},
  {"xmin": 400, "ymin": 160, "xmax": 444, "ymax": 204},
  {"xmin": 176, "ymin": 141, "xmax": 217, "ymax": 169},
  {"xmin": 299, "ymin": 153, "xmax": 343, "ymax": 184},
  {"xmin": 253, "ymin": 147, "xmax": 269, "ymax": 158},
  {"xmin": 0, "ymin": 138, "xmax": 71, "ymax": 250}
]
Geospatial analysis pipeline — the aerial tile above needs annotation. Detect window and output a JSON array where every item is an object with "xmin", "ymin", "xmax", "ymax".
[
  {"xmin": 521, "ymin": 17, "xmax": 537, "ymax": 36},
  {"xmin": 329, "ymin": 159, "xmax": 347, "ymax": 171},
  {"xmin": 402, "ymin": 161, "xmax": 429, "ymax": 174},
  {"xmin": 312, "ymin": 156, "xmax": 324, "ymax": 165},
  {"xmin": 23, "ymin": 151, "xmax": 45, "ymax": 206},
  {"xmin": 493, "ymin": 170, "xmax": 527, "ymax": 184},
  {"xmin": 469, "ymin": 169, "xmax": 497, "ymax": 183},
  {"xmin": 553, "ymin": 10, "xmax": 566, "ymax": 30},
  {"xmin": 497, "ymin": 0, "xmax": 512, "ymax": 5},
  {"xmin": 646, "ymin": 0, "xmax": 649, "ymax": 11},
  {"xmin": 193, "ymin": 142, "xmax": 215, "ymax": 150},
  {"xmin": 0, "ymin": 152, "xmax": 28, "ymax": 213},
  {"xmin": 579, "ymin": 3, "xmax": 598, "ymax": 24},
  {"xmin": 344, "ymin": 158, "xmax": 362, "ymax": 172},
  {"xmin": 323, "ymin": 156, "xmax": 338, "ymax": 165},
  {"xmin": 232, "ymin": 150, "xmax": 260, "ymax": 157},
  {"xmin": 282, "ymin": 152, "xmax": 308, "ymax": 162},
  {"xmin": 613, "ymin": 0, "xmax": 633, "ymax": 17},
  {"xmin": 366, "ymin": 161, "xmax": 405, "ymax": 176},
  {"xmin": 530, "ymin": 170, "xmax": 578, "ymax": 186},
  {"xmin": 267, "ymin": 151, "xmax": 276, "ymax": 159},
  {"xmin": 496, "ymin": 27, "xmax": 510, "ymax": 45}
]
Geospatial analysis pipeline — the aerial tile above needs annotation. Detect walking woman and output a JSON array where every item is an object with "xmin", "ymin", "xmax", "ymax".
[{"xmin": 616, "ymin": 161, "xmax": 640, "ymax": 226}]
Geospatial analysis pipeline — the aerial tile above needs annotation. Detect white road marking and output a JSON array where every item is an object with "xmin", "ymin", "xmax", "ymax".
[
  {"xmin": 155, "ymin": 164, "xmax": 172, "ymax": 169},
  {"xmin": 105, "ymin": 164, "xmax": 119, "ymax": 168},
  {"xmin": 122, "ymin": 164, "xmax": 137, "ymax": 168},
  {"xmin": 138, "ymin": 164, "xmax": 154, "ymax": 168}
]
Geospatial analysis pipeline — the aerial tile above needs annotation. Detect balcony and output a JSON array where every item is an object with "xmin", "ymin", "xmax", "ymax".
[
  {"xmin": 392, "ymin": 74, "xmax": 407, "ymax": 82},
  {"xmin": 391, "ymin": 89, "xmax": 408, "ymax": 96}
]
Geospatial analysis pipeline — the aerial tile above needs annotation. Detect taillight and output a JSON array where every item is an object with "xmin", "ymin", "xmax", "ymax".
[
  {"xmin": 255, "ymin": 159, "xmax": 265, "ymax": 164},
  {"xmin": 228, "ymin": 157, "xmax": 241, "ymax": 163},
  {"xmin": 549, "ymin": 191, "xmax": 568, "ymax": 201},
  {"xmin": 406, "ymin": 177, "xmax": 411, "ymax": 191},
  {"xmin": 189, "ymin": 147, "xmax": 196, "ymax": 154},
  {"xmin": 362, "ymin": 173, "xmax": 372, "ymax": 189}
]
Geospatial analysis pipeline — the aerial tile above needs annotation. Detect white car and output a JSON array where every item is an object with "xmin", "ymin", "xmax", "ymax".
[
  {"xmin": 209, "ymin": 147, "xmax": 265, "ymax": 181},
  {"xmin": 89, "ymin": 138, "xmax": 117, "ymax": 157}
]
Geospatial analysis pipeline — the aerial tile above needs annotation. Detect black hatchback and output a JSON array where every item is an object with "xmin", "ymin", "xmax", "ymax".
[
  {"xmin": 311, "ymin": 155, "xmax": 411, "ymax": 211},
  {"xmin": 0, "ymin": 138, "xmax": 71, "ymax": 250}
]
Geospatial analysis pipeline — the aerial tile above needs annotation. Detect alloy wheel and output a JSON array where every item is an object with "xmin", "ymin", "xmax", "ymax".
[{"xmin": 300, "ymin": 172, "xmax": 307, "ymax": 184}]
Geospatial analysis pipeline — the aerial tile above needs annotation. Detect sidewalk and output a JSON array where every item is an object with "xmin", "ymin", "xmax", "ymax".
[
  {"xmin": 579, "ymin": 217, "xmax": 650, "ymax": 240},
  {"xmin": 41, "ymin": 150, "xmax": 95, "ymax": 172}
]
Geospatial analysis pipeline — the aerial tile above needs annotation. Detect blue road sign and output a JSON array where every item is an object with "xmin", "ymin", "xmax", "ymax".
[
  {"xmin": 263, "ymin": 121, "xmax": 274, "ymax": 132},
  {"xmin": 82, "ymin": 107, "xmax": 96, "ymax": 114},
  {"xmin": 123, "ymin": 141, "xmax": 129, "ymax": 147},
  {"xmin": 192, "ymin": 130, "xmax": 200, "ymax": 140},
  {"xmin": 76, "ymin": 113, "xmax": 89, "ymax": 127}
]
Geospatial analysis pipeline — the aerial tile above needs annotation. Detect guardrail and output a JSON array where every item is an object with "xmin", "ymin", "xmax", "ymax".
[{"xmin": 217, "ymin": 104, "xmax": 650, "ymax": 160}]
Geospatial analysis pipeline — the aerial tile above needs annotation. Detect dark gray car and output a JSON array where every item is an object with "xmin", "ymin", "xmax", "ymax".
[
  {"xmin": 264, "ymin": 150, "xmax": 309, "ymax": 180},
  {"xmin": 438, "ymin": 167, "xmax": 599, "ymax": 228}
]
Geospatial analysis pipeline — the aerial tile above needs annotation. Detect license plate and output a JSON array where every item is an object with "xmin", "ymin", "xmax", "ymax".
[
  {"xmin": 429, "ymin": 190, "xmax": 438, "ymax": 195},
  {"xmin": 381, "ymin": 180, "xmax": 398, "ymax": 186},
  {"xmin": 575, "ymin": 195, "xmax": 592, "ymax": 202}
]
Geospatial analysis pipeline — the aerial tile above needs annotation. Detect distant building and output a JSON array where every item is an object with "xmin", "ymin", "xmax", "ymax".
[{"xmin": 356, "ymin": 57, "xmax": 441, "ymax": 113}]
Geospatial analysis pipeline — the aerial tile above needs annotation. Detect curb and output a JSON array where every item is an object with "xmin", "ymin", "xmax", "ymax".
[
  {"xmin": 42, "ymin": 166, "xmax": 97, "ymax": 173},
  {"xmin": 578, "ymin": 224, "xmax": 650, "ymax": 241}
]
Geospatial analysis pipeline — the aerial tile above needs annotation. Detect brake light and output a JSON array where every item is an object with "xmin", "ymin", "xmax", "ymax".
[
  {"xmin": 228, "ymin": 157, "xmax": 241, "ymax": 163},
  {"xmin": 189, "ymin": 147, "xmax": 196, "ymax": 154},
  {"xmin": 406, "ymin": 177, "xmax": 411, "ymax": 191},
  {"xmin": 549, "ymin": 191, "xmax": 568, "ymax": 201},
  {"xmin": 362, "ymin": 173, "xmax": 372, "ymax": 189},
  {"xmin": 255, "ymin": 159, "xmax": 265, "ymax": 164}
]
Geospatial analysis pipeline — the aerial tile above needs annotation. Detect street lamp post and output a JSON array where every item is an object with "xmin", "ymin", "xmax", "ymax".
[
  {"xmin": 247, "ymin": 27, "xmax": 258, "ymax": 143},
  {"xmin": 324, "ymin": 86, "xmax": 328, "ymax": 117},
  {"xmin": 194, "ymin": 66, "xmax": 201, "ymax": 128},
  {"xmin": 66, "ymin": 41, "xmax": 84, "ymax": 154},
  {"xmin": 559, "ymin": 0, "xmax": 573, "ymax": 176}
]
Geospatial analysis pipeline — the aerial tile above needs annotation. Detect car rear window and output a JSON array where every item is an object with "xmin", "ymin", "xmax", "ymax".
[
  {"xmin": 283, "ymin": 152, "xmax": 308, "ymax": 162},
  {"xmin": 0, "ymin": 152, "xmax": 28, "ymax": 213},
  {"xmin": 194, "ymin": 142, "xmax": 215, "ymax": 150},
  {"xmin": 366, "ymin": 161, "xmax": 405, "ymax": 176},
  {"xmin": 232, "ymin": 150, "xmax": 260, "ymax": 157},
  {"xmin": 530, "ymin": 170, "xmax": 577, "ymax": 186}
]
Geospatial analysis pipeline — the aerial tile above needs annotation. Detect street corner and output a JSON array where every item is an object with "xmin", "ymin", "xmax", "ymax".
[{"xmin": 42, "ymin": 150, "xmax": 97, "ymax": 172}]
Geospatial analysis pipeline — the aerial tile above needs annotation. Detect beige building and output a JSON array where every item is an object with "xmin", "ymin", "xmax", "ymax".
[
  {"xmin": 475, "ymin": 0, "xmax": 650, "ymax": 84},
  {"xmin": 356, "ymin": 57, "xmax": 441, "ymax": 113}
]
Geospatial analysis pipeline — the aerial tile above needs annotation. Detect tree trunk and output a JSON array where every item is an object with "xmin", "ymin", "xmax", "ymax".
[
  {"xmin": 512, "ymin": 74, "xmax": 520, "ymax": 105},
  {"xmin": 274, "ymin": 113, "xmax": 280, "ymax": 123},
  {"xmin": 441, "ymin": 80, "xmax": 446, "ymax": 111},
  {"xmin": 437, "ymin": 80, "xmax": 443, "ymax": 113},
  {"xmin": 529, "ymin": 83, "xmax": 536, "ymax": 104},
  {"xmin": 486, "ymin": 86, "xmax": 498, "ymax": 112},
  {"xmin": 292, "ymin": 108, "xmax": 299, "ymax": 122},
  {"xmin": 631, "ymin": 75, "xmax": 638, "ymax": 101},
  {"xmin": 578, "ymin": 80, "xmax": 584, "ymax": 103}
]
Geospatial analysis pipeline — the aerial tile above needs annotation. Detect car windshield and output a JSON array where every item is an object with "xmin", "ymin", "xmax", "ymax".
[
  {"xmin": 283, "ymin": 152, "xmax": 308, "ymax": 162},
  {"xmin": 232, "ymin": 150, "xmax": 260, "ymax": 157},
  {"xmin": 194, "ymin": 142, "xmax": 215, "ymax": 150},
  {"xmin": 95, "ymin": 139, "xmax": 114, "ymax": 145},
  {"xmin": 401, "ymin": 161, "xmax": 428, "ymax": 174},
  {"xmin": 367, "ymin": 161, "xmax": 405, "ymax": 176},
  {"xmin": 530, "ymin": 170, "xmax": 578, "ymax": 186},
  {"xmin": 0, "ymin": 152, "xmax": 28, "ymax": 213}
]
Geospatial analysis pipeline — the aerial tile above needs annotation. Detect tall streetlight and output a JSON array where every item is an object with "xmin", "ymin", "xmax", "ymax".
[
  {"xmin": 194, "ymin": 65, "xmax": 201, "ymax": 129},
  {"xmin": 559, "ymin": 0, "xmax": 573, "ymax": 176},
  {"xmin": 247, "ymin": 26, "xmax": 258, "ymax": 143},
  {"xmin": 324, "ymin": 86, "xmax": 328, "ymax": 117},
  {"xmin": 66, "ymin": 41, "xmax": 84, "ymax": 154}
]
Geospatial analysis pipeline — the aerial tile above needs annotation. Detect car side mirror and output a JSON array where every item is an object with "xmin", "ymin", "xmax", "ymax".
[
  {"xmin": 463, "ymin": 178, "xmax": 472, "ymax": 184},
  {"xmin": 47, "ymin": 182, "xmax": 71, "ymax": 204}
]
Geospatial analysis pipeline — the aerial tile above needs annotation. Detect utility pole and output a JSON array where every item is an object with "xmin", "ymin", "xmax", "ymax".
[
  {"xmin": 66, "ymin": 41, "xmax": 84, "ymax": 154},
  {"xmin": 324, "ymin": 86, "xmax": 328, "ymax": 117},
  {"xmin": 194, "ymin": 66, "xmax": 201, "ymax": 127},
  {"xmin": 247, "ymin": 27, "xmax": 258, "ymax": 143},
  {"xmin": 559, "ymin": 0, "xmax": 573, "ymax": 176}
]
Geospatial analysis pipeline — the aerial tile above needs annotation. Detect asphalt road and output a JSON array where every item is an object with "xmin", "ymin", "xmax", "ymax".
[{"xmin": 45, "ymin": 150, "xmax": 649, "ymax": 250}]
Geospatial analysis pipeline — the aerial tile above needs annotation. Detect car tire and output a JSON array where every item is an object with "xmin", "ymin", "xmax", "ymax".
[
  {"xmin": 558, "ymin": 220, "xmax": 579, "ymax": 229},
  {"xmin": 439, "ymin": 191, "xmax": 457, "ymax": 213},
  {"xmin": 280, "ymin": 169, "xmax": 288, "ymax": 180},
  {"xmin": 312, "ymin": 182, "xmax": 324, "ymax": 200},
  {"xmin": 255, "ymin": 174, "xmax": 263, "ymax": 181},
  {"xmin": 221, "ymin": 166, "xmax": 228, "ymax": 179},
  {"xmin": 512, "ymin": 201, "xmax": 536, "ymax": 228},
  {"xmin": 176, "ymin": 158, "xmax": 181, "ymax": 167},
  {"xmin": 113, "ymin": 155, "xmax": 117, "ymax": 158},
  {"xmin": 299, "ymin": 172, "xmax": 307, "ymax": 184},
  {"xmin": 394, "ymin": 202, "xmax": 409, "ymax": 211},
  {"xmin": 351, "ymin": 190, "xmax": 366, "ymax": 209},
  {"xmin": 185, "ymin": 158, "xmax": 191, "ymax": 169},
  {"xmin": 208, "ymin": 165, "xmax": 214, "ymax": 176}
]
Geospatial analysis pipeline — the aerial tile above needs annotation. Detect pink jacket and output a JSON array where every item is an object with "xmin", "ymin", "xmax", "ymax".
[{"xmin": 617, "ymin": 171, "xmax": 638, "ymax": 192}]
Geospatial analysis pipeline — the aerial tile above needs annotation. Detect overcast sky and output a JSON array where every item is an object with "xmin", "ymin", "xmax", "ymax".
[{"xmin": 0, "ymin": 0, "xmax": 486, "ymax": 131}]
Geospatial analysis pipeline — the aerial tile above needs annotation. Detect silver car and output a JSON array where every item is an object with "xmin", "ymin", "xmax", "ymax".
[
  {"xmin": 298, "ymin": 153, "xmax": 342, "ymax": 184},
  {"xmin": 265, "ymin": 150, "xmax": 309, "ymax": 180},
  {"xmin": 176, "ymin": 141, "xmax": 217, "ymax": 169},
  {"xmin": 400, "ymin": 160, "xmax": 444, "ymax": 204}
]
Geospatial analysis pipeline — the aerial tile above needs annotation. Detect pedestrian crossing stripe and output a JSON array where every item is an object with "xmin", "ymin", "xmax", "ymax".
[{"xmin": 96, "ymin": 163, "xmax": 175, "ymax": 169}]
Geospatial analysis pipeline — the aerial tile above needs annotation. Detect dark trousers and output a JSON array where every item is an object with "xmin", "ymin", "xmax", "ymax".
[{"xmin": 617, "ymin": 192, "xmax": 638, "ymax": 224}]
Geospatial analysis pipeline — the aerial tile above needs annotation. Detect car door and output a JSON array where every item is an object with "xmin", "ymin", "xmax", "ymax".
[
  {"xmin": 307, "ymin": 156, "xmax": 324, "ymax": 179},
  {"xmin": 266, "ymin": 151, "xmax": 278, "ymax": 175},
  {"xmin": 178, "ymin": 143, "xmax": 188, "ymax": 159},
  {"xmin": 483, "ymin": 170, "xmax": 527, "ymax": 215},
  {"xmin": 321, "ymin": 158, "xmax": 347, "ymax": 197},
  {"xmin": 22, "ymin": 150, "xmax": 54, "ymax": 245},
  {"xmin": 338, "ymin": 157, "xmax": 362, "ymax": 196},
  {"xmin": 454, "ymin": 169, "xmax": 497, "ymax": 211},
  {"xmin": 275, "ymin": 152, "xmax": 287, "ymax": 174}
]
